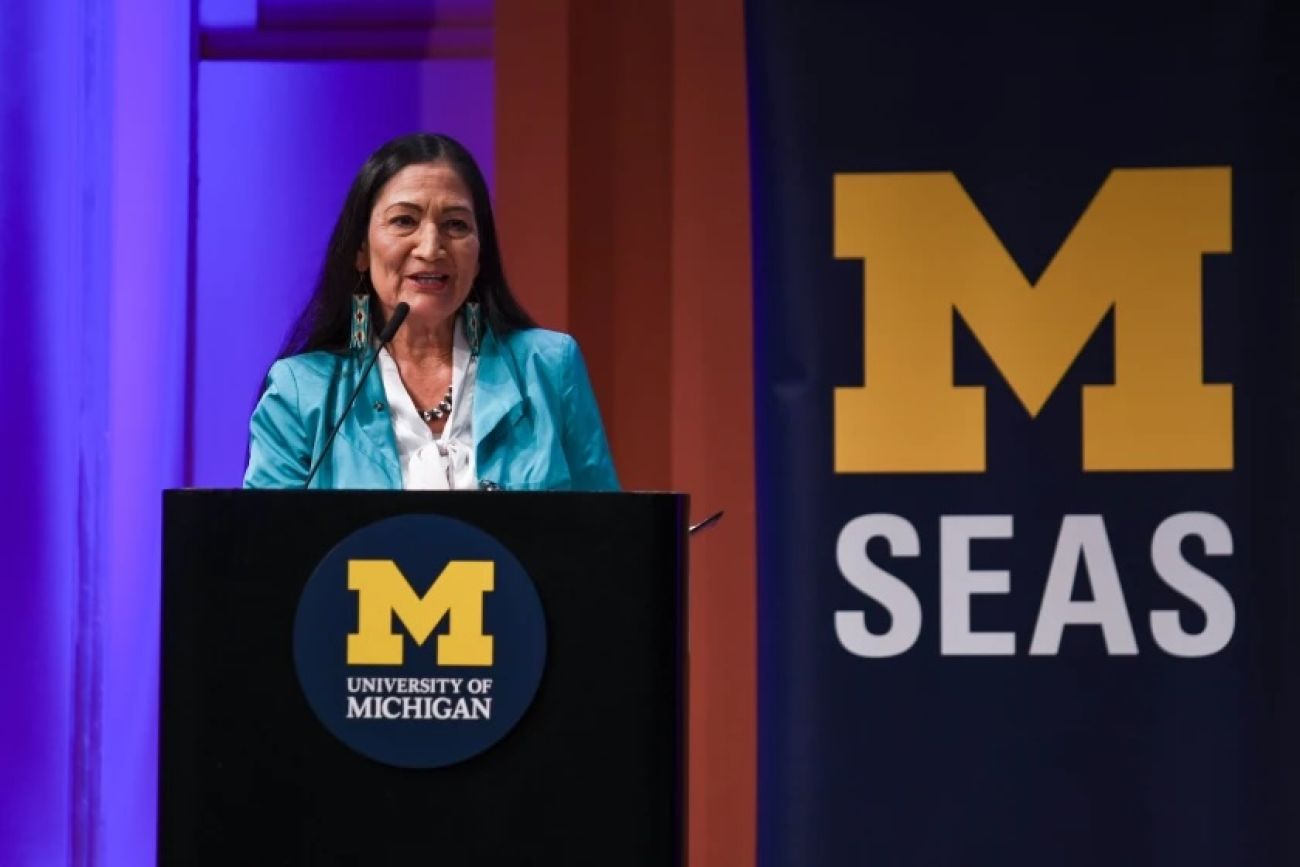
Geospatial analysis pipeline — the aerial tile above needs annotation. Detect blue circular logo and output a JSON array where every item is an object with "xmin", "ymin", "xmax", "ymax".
[{"xmin": 293, "ymin": 514, "xmax": 546, "ymax": 768}]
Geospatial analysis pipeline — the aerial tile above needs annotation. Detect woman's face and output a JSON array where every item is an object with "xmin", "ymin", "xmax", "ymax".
[{"xmin": 357, "ymin": 160, "xmax": 480, "ymax": 329}]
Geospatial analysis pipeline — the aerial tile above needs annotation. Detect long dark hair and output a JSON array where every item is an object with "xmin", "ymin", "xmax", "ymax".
[{"xmin": 279, "ymin": 133, "xmax": 535, "ymax": 357}]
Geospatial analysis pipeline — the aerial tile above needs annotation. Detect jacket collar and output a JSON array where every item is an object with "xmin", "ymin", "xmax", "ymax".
[
  {"xmin": 346, "ymin": 351, "xmax": 403, "ymax": 487},
  {"xmin": 341, "ymin": 327, "xmax": 525, "ymax": 488},
  {"xmin": 472, "ymin": 327, "xmax": 526, "ymax": 446}
]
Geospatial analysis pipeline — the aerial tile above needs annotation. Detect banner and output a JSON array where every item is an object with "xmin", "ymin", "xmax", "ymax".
[{"xmin": 747, "ymin": 4, "xmax": 1300, "ymax": 864}]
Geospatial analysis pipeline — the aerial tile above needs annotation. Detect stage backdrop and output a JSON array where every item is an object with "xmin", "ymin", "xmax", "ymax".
[{"xmin": 747, "ymin": 3, "xmax": 1300, "ymax": 865}]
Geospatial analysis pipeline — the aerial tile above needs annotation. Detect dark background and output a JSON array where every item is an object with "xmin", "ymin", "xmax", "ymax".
[{"xmin": 748, "ymin": 2, "xmax": 1300, "ymax": 865}]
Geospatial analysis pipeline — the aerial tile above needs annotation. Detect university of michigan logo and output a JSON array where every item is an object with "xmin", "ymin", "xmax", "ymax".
[
  {"xmin": 832, "ymin": 167, "xmax": 1233, "ymax": 473},
  {"xmin": 293, "ymin": 514, "xmax": 546, "ymax": 768},
  {"xmin": 347, "ymin": 559, "xmax": 495, "ymax": 666}
]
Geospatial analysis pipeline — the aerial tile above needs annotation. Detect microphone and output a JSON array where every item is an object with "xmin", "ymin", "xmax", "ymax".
[
  {"xmin": 375, "ymin": 301, "xmax": 412, "ymax": 344},
  {"xmin": 689, "ymin": 510, "xmax": 724, "ymax": 535},
  {"xmin": 303, "ymin": 302, "xmax": 410, "ymax": 488}
]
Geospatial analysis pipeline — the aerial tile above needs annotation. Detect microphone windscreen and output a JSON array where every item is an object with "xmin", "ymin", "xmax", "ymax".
[{"xmin": 378, "ymin": 302, "xmax": 411, "ymax": 343}]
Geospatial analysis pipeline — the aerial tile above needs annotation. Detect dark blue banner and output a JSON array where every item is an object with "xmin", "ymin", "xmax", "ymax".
[{"xmin": 748, "ymin": 3, "xmax": 1300, "ymax": 864}]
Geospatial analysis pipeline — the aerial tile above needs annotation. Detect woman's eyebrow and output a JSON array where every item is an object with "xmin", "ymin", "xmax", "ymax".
[{"xmin": 382, "ymin": 201, "xmax": 473, "ymax": 214}]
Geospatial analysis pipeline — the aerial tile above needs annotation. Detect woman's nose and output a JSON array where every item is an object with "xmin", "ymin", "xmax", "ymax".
[{"xmin": 414, "ymin": 222, "xmax": 443, "ymax": 258}]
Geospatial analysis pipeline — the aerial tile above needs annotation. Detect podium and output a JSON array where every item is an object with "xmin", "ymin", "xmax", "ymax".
[{"xmin": 158, "ymin": 490, "xmax": 688, "ymax": 865}]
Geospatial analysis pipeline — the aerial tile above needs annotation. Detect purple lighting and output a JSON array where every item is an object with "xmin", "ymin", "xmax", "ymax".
[
  {"xmin": 0, "ymin": 1, "xmax": 496, "ymax": 863},
  {"xmin": 1, "ymin": 0, "xmax": 100, "ymax": 863}
]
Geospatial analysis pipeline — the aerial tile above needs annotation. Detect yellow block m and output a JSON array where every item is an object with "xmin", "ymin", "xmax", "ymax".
[
  {"xmin": 833, "ymin": 168, "xmax": 1232, "ymax": 473},
  {"xmin": 347, "ymin": 560, "xmax": 494, "ymax": 666}
]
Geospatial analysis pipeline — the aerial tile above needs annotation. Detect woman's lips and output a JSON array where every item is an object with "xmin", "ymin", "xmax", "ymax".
[{"xmin": 405, "ymin": 274, "xmax": 451, "ymax": 291}]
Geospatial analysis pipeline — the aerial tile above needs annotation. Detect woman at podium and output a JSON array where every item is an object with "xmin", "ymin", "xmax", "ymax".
[{"xmin": 243, "ymin": 133, "xmax": 619, "ymax": 492}]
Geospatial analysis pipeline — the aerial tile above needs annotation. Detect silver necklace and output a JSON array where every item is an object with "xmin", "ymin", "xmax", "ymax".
[{"xmin": 418, "ymin": 385, "xmax": 454, "ymax": 423}]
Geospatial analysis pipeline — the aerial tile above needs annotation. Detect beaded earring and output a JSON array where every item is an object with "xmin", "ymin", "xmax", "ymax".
[{"xmin": 350, "ymin": 273, "xmax": 370, "ymax": 352}]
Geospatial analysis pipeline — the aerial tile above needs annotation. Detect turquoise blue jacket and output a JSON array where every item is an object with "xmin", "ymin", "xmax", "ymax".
[{"xmin": 243, "ymin": 327, "xmax": 619, "ymax": 491}]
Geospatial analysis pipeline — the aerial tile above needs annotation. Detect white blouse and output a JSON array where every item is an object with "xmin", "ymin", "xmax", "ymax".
[{"xmin": 376, "ymin": 317, "xmax": 478, "ymax": 490}]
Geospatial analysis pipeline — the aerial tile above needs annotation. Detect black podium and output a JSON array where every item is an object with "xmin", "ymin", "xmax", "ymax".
[{"xmin": 158, "ymin": 490, "xmax": 688, "ymax": 865}]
